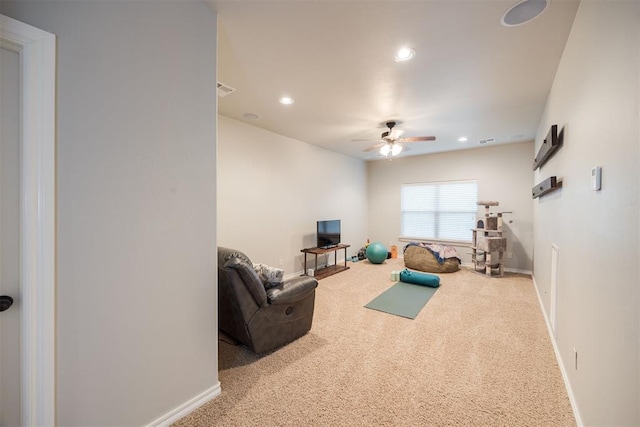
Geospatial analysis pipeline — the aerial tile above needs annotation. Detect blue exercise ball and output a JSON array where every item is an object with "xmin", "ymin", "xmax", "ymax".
[{"xmin": 366, "ymin": 242, "xmax": 388, "ymax": 264}]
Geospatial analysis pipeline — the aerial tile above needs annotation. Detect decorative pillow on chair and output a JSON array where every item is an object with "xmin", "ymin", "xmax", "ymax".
[{"xmin": 253, "ymin": 263, "xmax": 284, "ymax": 289}]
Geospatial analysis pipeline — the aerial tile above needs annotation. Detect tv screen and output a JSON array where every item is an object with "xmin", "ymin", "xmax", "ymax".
[{"xmin": 317, "ymin": 220, "xmax": 341, "ymax": 249}]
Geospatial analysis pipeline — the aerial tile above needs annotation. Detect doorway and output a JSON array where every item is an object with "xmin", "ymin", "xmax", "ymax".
[
  {"xmin": 0, "ymin": 14, "xmax": 56, "ymax": 426},
  {"xmin": 1, "ymin": 43, "xmax": 21, "ymax": 427}
]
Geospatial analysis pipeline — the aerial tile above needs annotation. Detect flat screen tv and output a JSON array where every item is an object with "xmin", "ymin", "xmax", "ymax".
[{"xmin": 317, "ymin": 219, "xmax": 341, "ymax": 249}]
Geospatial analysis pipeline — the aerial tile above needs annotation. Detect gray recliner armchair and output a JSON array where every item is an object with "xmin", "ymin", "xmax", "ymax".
[{"xmin": 218, "ymin": 247, "xmax": 319, "ymax": 353}]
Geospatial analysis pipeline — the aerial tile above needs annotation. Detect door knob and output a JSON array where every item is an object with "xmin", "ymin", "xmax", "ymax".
[{"xmin": 0, "ymin": 295, "xmax": 13, "ymax": 312}]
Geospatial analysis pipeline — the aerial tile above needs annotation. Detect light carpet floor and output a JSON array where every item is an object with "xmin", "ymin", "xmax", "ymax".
[{"xmin": 175, "ymin": 258, "xmax": 575, "ymax": 426}]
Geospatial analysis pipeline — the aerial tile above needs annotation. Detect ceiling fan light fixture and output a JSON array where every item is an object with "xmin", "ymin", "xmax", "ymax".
[
  {"xmin": 364, "ymin": 120, "xmax": 435, "ymax": 157},
  {"xmin": 394, "ymin": 47, "xmax": 416, "ymax": 62},
  {"xmin": 380, "ymin": 143, "xmax": 403, "ymax": 157}
]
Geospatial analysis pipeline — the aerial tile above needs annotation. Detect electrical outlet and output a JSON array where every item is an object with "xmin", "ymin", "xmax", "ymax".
[
  {"xmin": 278, "ymin": 258, "xmax": 283, "ymax": 266},
  {"xmin": 507, "ymin": 252, "xmax": 513, "ymax": 259}
]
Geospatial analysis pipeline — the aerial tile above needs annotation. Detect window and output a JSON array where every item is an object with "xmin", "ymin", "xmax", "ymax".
[{"xmin": 401, "ymin": 180, "xmax": 478, "ymax": 242}]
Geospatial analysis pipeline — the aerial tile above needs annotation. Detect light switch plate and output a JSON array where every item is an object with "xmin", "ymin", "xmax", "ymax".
[{"xmin": 591, "ymin": 166, "xmax": 601, "ymax": 191}]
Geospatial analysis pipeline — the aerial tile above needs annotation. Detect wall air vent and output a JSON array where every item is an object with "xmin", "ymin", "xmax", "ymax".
[
  {"xmin": 217, "ymin": 81, "xmax": 236, "ymax": 97},
  {"xmin": 478, "ymin": 138, "xmax": 496, "ymax": 145}
]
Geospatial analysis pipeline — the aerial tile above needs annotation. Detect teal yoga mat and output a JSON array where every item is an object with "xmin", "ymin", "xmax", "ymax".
[{"xmin": 364, "ymin": 281, "xmax": 438, "ymax": 319}]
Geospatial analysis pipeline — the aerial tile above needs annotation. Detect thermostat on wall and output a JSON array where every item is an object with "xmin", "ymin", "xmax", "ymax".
[{"xmin": 591, "ymin": 166, "xmax": 602, "ymax": 191}]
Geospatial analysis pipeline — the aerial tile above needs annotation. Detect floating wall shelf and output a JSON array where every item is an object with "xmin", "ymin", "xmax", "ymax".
[
  {"xmin": 533, "ymin": 124, "xmax": 559, "ymax": 170},
  {"xmin": 532, "ymin": 176, "xmax": 559, "ymax": 199}
]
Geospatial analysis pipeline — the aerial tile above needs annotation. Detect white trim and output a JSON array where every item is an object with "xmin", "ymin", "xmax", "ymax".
[
  {"xmin": 1, "ymin": 14, "xmax": 56, "ymax": 427},
  {"xmin": 145, "ymin": 383, "xmax": 221, "ymax": 427},
  {"xmin": 399, "ymin": 236, "xmax": 473, "ymax": 246},
  {"xmin": 550, "ymin": 243, "xmax": 559, "ymax": 337},
  {"xmin": 531, "ymin": 274, "xmax": 583, "ymax": 426},
  {"xmin": 503, "ymin": 267, "xmax": 532, "ymax": 275},
  {"xmin": 460, "ymin": 262, "xmax": 532, "ymax": 276}
]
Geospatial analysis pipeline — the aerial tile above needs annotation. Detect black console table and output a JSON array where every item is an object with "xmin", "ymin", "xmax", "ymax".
[{"xmin": 301, "ymin": 244, "xmax": 350, "ymax": 280}]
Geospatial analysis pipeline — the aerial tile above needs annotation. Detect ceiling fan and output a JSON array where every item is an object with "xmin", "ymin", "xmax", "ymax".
[{"xmin": 357, "ymin": 121, "xmax": 436, "ymax": 159}]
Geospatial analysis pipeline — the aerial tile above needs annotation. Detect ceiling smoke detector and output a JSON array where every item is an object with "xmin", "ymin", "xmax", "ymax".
[{"xmin": 217, "ymin": 81, "xmax": 236, "ymax": 97}]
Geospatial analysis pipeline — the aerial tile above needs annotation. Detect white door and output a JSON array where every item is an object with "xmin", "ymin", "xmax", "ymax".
[
  {"xmin": 0, "ymin": 45, "xmax": 21, "ymax": 427},
  {"xmin": 0, "ymin": 14, "xmax": 56, "ymax": 426}
]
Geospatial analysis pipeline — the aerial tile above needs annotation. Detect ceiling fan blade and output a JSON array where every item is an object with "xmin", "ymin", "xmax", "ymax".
[
  {"xmin": 400, "ymin": 136, "xmax": 436, "ymax": 143},
  {"xmin": 351, "ymin": 138, "xmax": 383, "ymax": 143},
  {"xmin": 364, "ymin": 142, "xmax": 385, "ymax": 152}
]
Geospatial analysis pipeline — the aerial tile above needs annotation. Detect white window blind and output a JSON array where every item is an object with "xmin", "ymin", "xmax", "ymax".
[{"xmin": 401, "ymin": 180, "xmax": 478, "ymax": 242}]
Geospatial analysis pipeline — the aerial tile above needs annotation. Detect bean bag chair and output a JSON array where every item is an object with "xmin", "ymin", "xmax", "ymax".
[{"xmin": 403, "ymin": 244, "xmax": 460, "ymax": 273}]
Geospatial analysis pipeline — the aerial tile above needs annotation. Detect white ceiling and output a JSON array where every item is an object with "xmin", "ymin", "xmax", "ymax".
[{"xmin": 210, "ymin": 0, "xmax": 580, "ymax": 161}]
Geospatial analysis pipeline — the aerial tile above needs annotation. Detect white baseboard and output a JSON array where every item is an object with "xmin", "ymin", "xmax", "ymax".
[
  {"xmin": 460, "ymin": 262, "xmax": 532, "ymax": 275},
  {"xmin": 297, "ymin": 258, "xmax": 533, "ymax": 278},
  {"xmin": 504, "ymin": 267, "xmax": 532, "ymax": 275},
  {"xmin": 146, "ymin": 383, "xmax": 221, "ymax": 427},
  {"xmin": 531, "ymin": 275, "xmax": 583, "ymax": 427}
]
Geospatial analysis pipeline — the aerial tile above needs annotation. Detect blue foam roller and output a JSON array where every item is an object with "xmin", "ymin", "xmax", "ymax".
[{"xmin": 399, "ymin": 269, "xmax": 440, "ymax": 288}]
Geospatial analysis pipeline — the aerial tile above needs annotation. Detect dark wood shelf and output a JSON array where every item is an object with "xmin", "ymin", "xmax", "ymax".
[
  {"xmin": 532, "ymin": 176, "xmax": 559, "ymax": 198},
  {"xmin": 301, "ymin": 244, "xmax": 350, "ymax": 280},
  {"xmin": 313, "ymin": 264, "xmax": 350, "ymax": 280},
  {"xmin": 533, "ymin": 124, "xmax": 559, "ymax": 170},
  {"xmin": 301, "ymin": 244, "xmax": 350, "ymax": 255}
]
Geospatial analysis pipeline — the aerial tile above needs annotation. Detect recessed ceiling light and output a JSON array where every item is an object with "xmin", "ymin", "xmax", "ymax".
[
  {"xmin": 458, "ymin": 137, "xmax": 468, "ymax": 142},
  {"xmin": 394, "ymin": 47, "xmax": 416, "ymax": 62},
  {"xmin": 242, "ymin": 113, "xmax": 261, "ymax": 120},
  {"xmin": 279, "ymin": 96, "xmax": 295, "ymax": 105},
  {"xmin": 501, "ymin": 0, "xmax": 549, "ymax": 27}
]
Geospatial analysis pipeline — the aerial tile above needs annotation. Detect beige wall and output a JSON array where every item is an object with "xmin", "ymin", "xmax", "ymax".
[
  {"xmin": 218, "ymin": 115, "xmax": 369, "ymax": 273},
  {"xmin": 0, "ymin": 2, "xmax": 219, "ymax": 425},
  {"xmin": 4, "ymin": 1, "xmax": 637, "ymax": 425},
  {"xmin": 367, "ymin": 142, "xmax": 534, "ymax": 272},
  {"xmin": 533, "ymin": 1, "xmax": 640, "ymax": 425}
]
